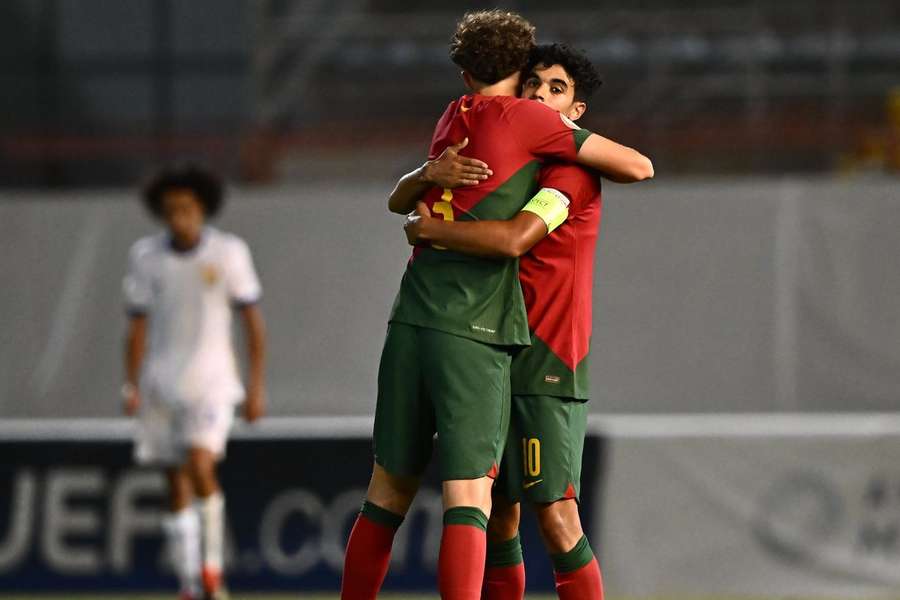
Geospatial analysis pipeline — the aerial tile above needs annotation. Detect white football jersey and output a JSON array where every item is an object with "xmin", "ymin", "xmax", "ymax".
[{"xmin": 123, "ymin": 226, "xmax": 261, "ymax": 406}]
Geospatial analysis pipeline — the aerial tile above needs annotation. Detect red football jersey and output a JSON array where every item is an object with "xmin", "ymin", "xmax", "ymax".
[
  {"xmin": 390, "ymin": 94, "xmax": 592, "ymax": 347},
  {"xmin": 511, "ymin": 163, "xmax": 602, "ymax": 398}
]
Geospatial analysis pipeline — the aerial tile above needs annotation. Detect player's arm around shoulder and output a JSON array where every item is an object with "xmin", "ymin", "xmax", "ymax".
[
  {"xmin": 511, "ymin": 98, "xmax": 653, "ymax": 183},
  {"xmin": 577, "ymin": 133, "xmax": 654, "ymax": 183},
  {"xmin": 387, "ymin": 138, "xmax": 491, "ymax": 214}
]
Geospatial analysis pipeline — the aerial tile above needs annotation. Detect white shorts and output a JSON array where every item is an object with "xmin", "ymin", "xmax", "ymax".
[{"xmin": 134, "ymin": 399, "xmax": 235, "ymax": 466}]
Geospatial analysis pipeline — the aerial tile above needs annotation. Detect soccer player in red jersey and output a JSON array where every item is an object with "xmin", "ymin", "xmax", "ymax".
[
  {"xmin": 341, "ymin": 12, "xmax": 651, "ymax": 600},
  {"xmin": 403, "ymin": 44, "xmax": 615, "ymax": 600}
]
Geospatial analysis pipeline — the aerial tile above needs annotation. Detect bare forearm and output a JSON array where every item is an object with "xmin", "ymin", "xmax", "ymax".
[
  {"xmin": 124, "ymin": 318, "xmax": 146, "ymax": 385},
  {"xmin": 576, "ymin": 134, "xmax": 654, "ymax": 182},
  {"xmin": 122, "ymin": 317, "xmax": 146, "ymax": 415},
  {"xmin": 389, "ymin": 140, "xmax": 492, "ymax": 213},
  {"xmin": 242, "ymin": 306, "xmax": 266, "ymax": 392},
  {"xmin": 388, "ymin": 165, "xmax": 431, "ymax": 214},
  {"xmin": 417, "ymin": 219, "xmax": 525, "ymax": 258}
]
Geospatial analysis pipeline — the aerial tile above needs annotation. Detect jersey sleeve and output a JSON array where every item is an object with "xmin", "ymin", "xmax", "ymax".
[
  {"xmin": 226, "ymin": 238, "xmax": 262, "ymax": 307},
  {"xmin": 508, "ymin": 100, "xmax": 593, "ymax": 162},
  {"xmin": 427, "ymin": 100, "xmax": 459, "ymax": 160},
  {"xmin": 122, "ymin": 242, "xmax": 152, "ymax": 316},
  {"xmin": 537, "ymin": 163, "xmax": 588, "ymax": 212}
]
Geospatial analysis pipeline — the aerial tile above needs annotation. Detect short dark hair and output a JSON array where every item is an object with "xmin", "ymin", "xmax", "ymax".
[
  {"xmin": 142, "ymin": 164, "xmax": 224, "ymax": 219},
  {"xmin": 524, "ymin": 43, "xmax": 603, "ymax": 102},
  {"xmin": 450, "ymin": 10, "xmax": 536, "ymax": 85}
]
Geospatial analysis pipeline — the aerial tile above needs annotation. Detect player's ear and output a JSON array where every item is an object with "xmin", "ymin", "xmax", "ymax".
[
  {"xmin": 461, "ymin": 70, "xmax": 475, "ymax": 91},
  {"xmin": 567, "ymin": 101, "xmax": 587, "ymax": 121}
]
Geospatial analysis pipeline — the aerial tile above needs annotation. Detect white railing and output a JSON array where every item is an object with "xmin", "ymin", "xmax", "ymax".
[{"xmin": 4, "ymin": 413, "xmax": 900, "ymax": 441}]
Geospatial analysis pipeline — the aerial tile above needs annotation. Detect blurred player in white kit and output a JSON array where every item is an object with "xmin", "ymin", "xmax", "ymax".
[{"xmin": 121, "ymin": 165, "xmax": 266, "ymax": 600}]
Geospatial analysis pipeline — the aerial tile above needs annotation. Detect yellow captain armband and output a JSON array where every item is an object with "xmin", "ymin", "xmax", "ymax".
[{"xmin": 521, "ymin": 187, "xmax": 570, "ymax": 233}]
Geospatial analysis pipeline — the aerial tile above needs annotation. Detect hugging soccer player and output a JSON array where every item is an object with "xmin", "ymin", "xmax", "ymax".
[
  {"xmin": 122, "ymin": 165, "xmax": 266, "ymax": 600},
  {"xmin": 401, "ymin": 44, "xmax": 639, "ymax": 600},
  {"xmin": 341, "ymin": 10, "xmax": 651, "ymax": 600}
]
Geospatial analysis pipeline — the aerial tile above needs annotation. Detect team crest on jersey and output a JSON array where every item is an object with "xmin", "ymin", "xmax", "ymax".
[
  {"xmin": 201, "ymin": 264, "xmax": 220, "ymax": 286},
  {"xmin": 559, "ymin": 113, "xmax": 580, "ymax": 130}
]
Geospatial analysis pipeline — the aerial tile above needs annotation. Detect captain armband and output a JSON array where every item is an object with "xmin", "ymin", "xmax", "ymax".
[{"xmin": 521, "ymin": 187, "xmax": 570, "ymax": 233}]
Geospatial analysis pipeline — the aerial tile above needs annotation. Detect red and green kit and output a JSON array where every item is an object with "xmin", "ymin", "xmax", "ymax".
[
  {"xmin": 512, "ymin": 163, "xmax": 603, "ymax": 399},
  {"xmin": 500, "ymin": 163, "xmax": 603, "ymax": 503},
  {"xmin": 376, "ymin": 95, "xmax": 592, "ymax": 482},
  {"xmin": 389, "ymin": 94, "xmax": 592, "ymax": 347}
]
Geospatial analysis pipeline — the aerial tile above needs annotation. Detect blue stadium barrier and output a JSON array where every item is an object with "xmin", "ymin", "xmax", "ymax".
[{"xmin": 0, "ymin": 418, "xmax": 605, "ymax": 593}]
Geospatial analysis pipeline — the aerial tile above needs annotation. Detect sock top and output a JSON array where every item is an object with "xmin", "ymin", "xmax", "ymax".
[
  {"xmin": 551, "ymin": 535, "xmax": 594, "ymax": 573},
  {"xmin": 443, "ymin": 506, "xmax": 488, "ymax": 531},
  {"xmin": 486, "ymin": 533, "xmax": 524, "ymax": 567},
  {"xmin": 361, "ymin": 500, "xmax": 405, "ymax": 530}
]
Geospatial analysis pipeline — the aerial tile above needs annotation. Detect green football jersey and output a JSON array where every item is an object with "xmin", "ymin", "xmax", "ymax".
[{"xmin": 389, "ymin": 94, "xmax": 590, "ymax": 346}]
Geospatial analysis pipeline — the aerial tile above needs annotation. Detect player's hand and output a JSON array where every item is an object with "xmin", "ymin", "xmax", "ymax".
[
  {"xmin": 422, "ymin": 138, "xmax": 492, "ymax": 188},
  {"xmin": 243, "ymin": 388, "xmax": 265, "ymax": 423},
  {"xmin": 122, "ymin": 386, "xmax": 141, "ymax": 416},
  {"xmin": 404, "ymin": 201, "xmax": 433, "ymax": 246}
]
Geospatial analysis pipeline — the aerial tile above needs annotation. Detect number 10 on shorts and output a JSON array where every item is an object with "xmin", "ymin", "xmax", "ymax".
[{"xmin": 522, "ymin": 437, "xmax": 541, "ymax": 477}]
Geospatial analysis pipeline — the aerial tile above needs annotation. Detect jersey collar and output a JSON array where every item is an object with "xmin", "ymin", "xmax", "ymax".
[{"xmin": 167, "ymin": 227, "xmax": 209, "ymax": 256}]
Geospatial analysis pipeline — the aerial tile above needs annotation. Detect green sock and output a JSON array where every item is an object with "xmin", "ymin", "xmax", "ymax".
[
  {"xmin": 550, "ymin": 535, "xmax": 594, "ymax": 573},
  {"xmin": 443, "ymin": 506, "xmax": 488, "ymax": 531},
  {"xmin": 486, "ymin": 533, "xmax": 524, "ymax": 567},
  {"xmin": 360, "ymin": 500, "xmax": 404, "ymax": 530}
]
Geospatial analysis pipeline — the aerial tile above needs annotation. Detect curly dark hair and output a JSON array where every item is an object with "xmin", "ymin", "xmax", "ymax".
[
  {"xmin": 142, "ymin": 164, "xmax": 224, "ymax": 219},
  {"xmin": 524, "ymin": 43, "xmax": 603, "ymax": 102},
  {"xmin": 449, "ymin": 10, "xmax": 536, "ymax": 85}
]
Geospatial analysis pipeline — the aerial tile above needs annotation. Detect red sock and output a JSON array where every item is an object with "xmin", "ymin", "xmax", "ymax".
[
  {"xmin": 439, "ymin": 524, "xmax": 487, "ymax": 600},
  {"xmin": 481, "ymin": 564, "xmax": 525, "ymax": 600},
  {"xmin": 340, "ymin": 512, "xmax": 398, "ymax": 600},
  {"xmin": 554, "ymin": 557, "xmax": 603, "ymax": 600}
]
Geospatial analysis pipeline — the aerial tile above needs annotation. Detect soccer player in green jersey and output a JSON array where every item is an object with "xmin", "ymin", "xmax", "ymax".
[
  {"xmin": 404, "ymin": 45, "xmax": 612, "ymax": 600},
  {"xmin": 341, "ymin": 12, "xmax": 651, "ymax": 600}
]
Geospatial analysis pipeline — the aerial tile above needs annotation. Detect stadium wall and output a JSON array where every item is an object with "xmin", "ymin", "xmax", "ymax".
[
  {"xmin": 2, "ymin": 415, "xmax": 900, "ymax": 597},
  {"xmin": 598, "ymin": 413, "xmax": 900, "ymax": 598},
  {"xmin": 1, "ymin": 177, "xmax": 899, "ymax": 418},
  {"xmin": 0, "ymin": 417, "xmax": 604, "ymax": 593}
]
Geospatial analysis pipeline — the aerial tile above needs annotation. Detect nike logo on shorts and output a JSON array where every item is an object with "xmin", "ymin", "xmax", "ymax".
[{"xmin": 523, "ymin": 479, "xmax": 543, "ymax": 490}]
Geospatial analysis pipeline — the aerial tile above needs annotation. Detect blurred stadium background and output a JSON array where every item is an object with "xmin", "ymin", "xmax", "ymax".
[{"xmin": 2, "ymin": 0, "xmax": 900, "ymax": 598}]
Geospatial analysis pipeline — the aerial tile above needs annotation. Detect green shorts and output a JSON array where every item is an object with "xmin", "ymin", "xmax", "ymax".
[
  {"xmin": 495, "ymin": 394, "xmax": 588, "ymax": 504},
  {"xmin": 374, "ymin": 322, "xmax": 511, "ymax": 481}
]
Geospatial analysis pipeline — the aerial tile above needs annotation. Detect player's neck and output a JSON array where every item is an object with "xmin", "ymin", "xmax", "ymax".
[
  {"xmin": 169, "ymin": 230, "xmax": 204, "ymax": 253},
  {"xmin": 469, "ymin": 73, "xmax": 520, "ymax": 98}
]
